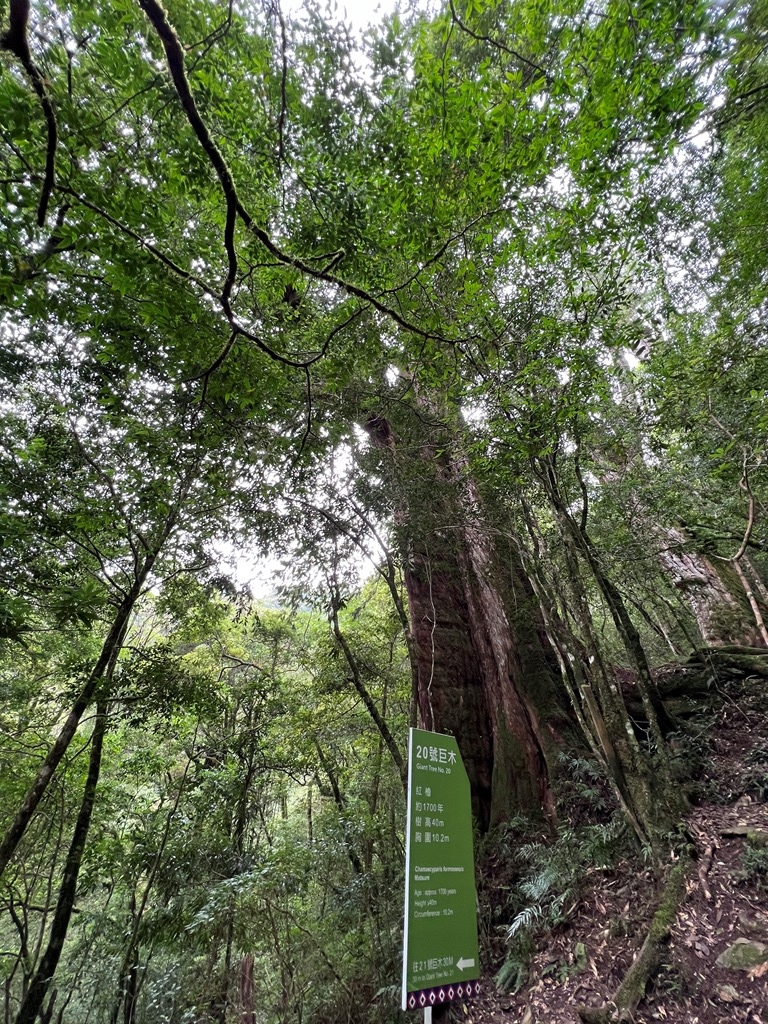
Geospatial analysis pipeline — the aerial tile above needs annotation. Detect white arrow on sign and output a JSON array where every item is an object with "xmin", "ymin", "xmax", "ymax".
[{"xmin": 456, "ymin": 957, "xmax": 475, "ymax": 971}]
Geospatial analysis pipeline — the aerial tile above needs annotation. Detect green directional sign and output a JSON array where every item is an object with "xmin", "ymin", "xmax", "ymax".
[{"xmin": 401, "ymin": 728, "xmax": 480, "ymax": 1012}]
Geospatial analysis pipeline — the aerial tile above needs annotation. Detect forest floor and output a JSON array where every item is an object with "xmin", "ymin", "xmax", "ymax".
[{"xmin": 460, "ymin": 672, "xmax": 768, "ymax": 1024}]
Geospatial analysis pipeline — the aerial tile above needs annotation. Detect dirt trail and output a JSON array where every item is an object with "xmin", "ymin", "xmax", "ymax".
[{"xmin": 457, "ymin": 674, "xmax": 768, "ymax": 1024}]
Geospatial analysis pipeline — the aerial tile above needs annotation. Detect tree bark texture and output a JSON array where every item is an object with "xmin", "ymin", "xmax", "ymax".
[
  {"xmin": 239, "ymin": 954, "xmax": 255, "ymax": 1024},
  {"xmin": 658, "ymin": 527, "xmax": 761, "ymax": 645},
  {"xmin": 367, "ymin": 414, "xmax": 571, "ymax": 830}
]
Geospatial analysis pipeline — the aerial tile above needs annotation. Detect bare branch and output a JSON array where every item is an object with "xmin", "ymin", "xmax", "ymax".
[{"xmin": 272, "ymin": 0, "xmax": 288, "ymax": 176}]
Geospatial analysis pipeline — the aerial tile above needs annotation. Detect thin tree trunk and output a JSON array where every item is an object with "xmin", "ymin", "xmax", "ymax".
[
  {"xmin": 329, "ymin": 598, "xmax": 407, "ymax": 792},
  {"xmin": 239, "ymin": 955, "xmax": 255, "ymax": 1024},
  {"xmin": 0, "ymin": 553, "xmax": 158, "ymax": 879},
  {"xmin": 744, "ymin": 555, "xmax": 768, "ymax": 611},
  {"xmin": 110, "ymin": 737, "xmax": 195, "ymax": 1024},
  {"xmin": 14, "ymin": 702, "xmax": 108, "ymax": 1024},
  {"xmin": 540, "ymin": 459, "xmax": 674, "ymax": 745},
  {"xmin": 518, "ymin": 511, "xmax": 650, "ymax": 842},
  {"xmin": 313, "ymin": 739, "xmax": 363, "ymax": 875},
  {"xmin": 541, "ymin": 511, "xmax": 654, "ymax": 840},
  {"xmin": 211, "ymin": 911, "xmax": 234, "ymax": 1024},
  {"xmin": 122, "ymin": 963, "xmax": 139, "ymax": 1024},
  {"xmin": 733, "ymin": 557, "xmax": 768, "ymax": 646},
  {"xmin": 346, "ymin": 496, "xmax": 421, "ymax": 723}
]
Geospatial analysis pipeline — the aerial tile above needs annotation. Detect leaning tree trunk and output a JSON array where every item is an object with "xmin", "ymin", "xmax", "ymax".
[
  {"xmin": 0, "ymin": 539, "xmax": 168, "ymax": 879},
  {"xmin": 365, "ymin": 414, "xmax": 574, "ymax": 831},
  {"xmin": 15, "ymin": 703, "xmax": 108, "ymax": 1024}
]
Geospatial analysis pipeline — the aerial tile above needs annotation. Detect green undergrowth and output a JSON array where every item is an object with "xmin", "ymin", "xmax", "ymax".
[
  {"xmin": 479, "ymin": 755, "xmax": 632, "ymax": 995},
  {"xmin": 743, "ymin": 744, "xmax": 768, "ymax": 803},
  {"xmin": 741, "ymin": 834, "xmax": 768, "ymax": 890}
]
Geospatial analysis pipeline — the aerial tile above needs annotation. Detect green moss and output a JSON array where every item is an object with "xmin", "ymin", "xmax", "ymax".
[
  {"xmin": 577, "ymin": 858, "xmax": 690, "ymax": 1024},
  {"xmin": 716, "ymin": 939, "xmax": 768, "ymax": 970}
]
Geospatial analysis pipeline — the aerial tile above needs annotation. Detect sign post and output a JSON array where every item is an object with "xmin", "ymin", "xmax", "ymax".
[{"xmin": 401, "ymin": 728, "xmax": 480, "ymax": 1014}]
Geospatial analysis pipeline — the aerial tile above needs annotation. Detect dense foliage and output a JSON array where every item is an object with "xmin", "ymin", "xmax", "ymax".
[{"xmin": 1, "ymin": 0, "xmax": 767, "ymax": 1021}]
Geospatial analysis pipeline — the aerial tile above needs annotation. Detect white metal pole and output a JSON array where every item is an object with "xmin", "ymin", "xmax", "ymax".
[{"xmin": 424, "ymin": 1009, "xmax": 432, "ymax": 1024}]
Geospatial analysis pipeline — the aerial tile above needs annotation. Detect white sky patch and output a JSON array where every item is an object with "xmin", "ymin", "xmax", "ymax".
[
  {"xmin": 227, "ymin": 439, "xmax": 382, "ymax": 601},
  {"xmin": 461, "ymin": 403, "xmax": 487, "ymax": 426},
  {"xmin": 213, "ymin": 1, "xmax": 409, "ymax": 600},
  {"xmin": 282, "ymin": 0, "xmax": 400, "ymax": 30},
  {"xmin": 216, "ymin": 541, "xmax": 284, "ymax": 601},
  {"xmin": 546, "ymin": 164, "xmax": 575, "ymax": 196}
]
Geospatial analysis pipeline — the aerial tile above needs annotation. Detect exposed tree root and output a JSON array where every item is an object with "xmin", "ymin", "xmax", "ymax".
[
  {"xmin": 698, "ymin": 843, "xmax": 715, "ymax": 900},
  {"xmin": 686, "ymin": 646, "xmax": 768, "ymax": 678},
  {"xmin": 576, "ymin": 857, "xmax": 690, "ymax": 1024}
]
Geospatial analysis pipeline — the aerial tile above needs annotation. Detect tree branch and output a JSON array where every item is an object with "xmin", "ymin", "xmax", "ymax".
[
  {"xmin": 272, "ymin": 0, "xmax": 288, "ymax": 176},
  {"xmin": 329, "ymin": 591, "xmax": 407, "ymax": 793},
  {"xmin": 447, "ymin": 0, "xmax": 551, "ymax": 84},
  {"xmin": 136, "ymin": 0, "xmax": 450, "ymax": 347},
  {"xmin": 136, "ymin": 0, "xmax": 238, "ymax": 305},
  {"xmin": 1, "ymin": 0, "xmax": 58, "ymax": 225}
]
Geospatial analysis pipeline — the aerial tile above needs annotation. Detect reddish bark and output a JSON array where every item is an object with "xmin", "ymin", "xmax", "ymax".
[
  {"xmin": 404, "ymin": 547, "xmax": 495, "ymax": 827},
  {"xmin": 404, "ymin": 505, "xmax": 565, "ymax": 831},
  {"xmin": 367, "ymin": 408, "xmax": 568, "ymax": 830},
  {"xmin": 240, "ymin": 955, "xmax": 255, "ymax": 1024}
]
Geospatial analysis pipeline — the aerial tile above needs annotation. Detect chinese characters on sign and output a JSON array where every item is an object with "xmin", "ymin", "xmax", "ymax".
[{"xmin": 401, "ymin": 729, "xmax": 480, "ymax": 1012}]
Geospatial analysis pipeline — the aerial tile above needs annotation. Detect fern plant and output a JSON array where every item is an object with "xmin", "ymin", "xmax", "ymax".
[
  {"xmin": 509, "ymin": 819, "xmax": 625, "ymax": 935},
  {"xmin": 495, "ymin": 814, "xmax": 628, "ymax": 993},
  {"xmin": 492, "ymin": 755, "xmax": 630, "ymax": 995},
  {"xmin": 494, "ymin": 955, "xmax": 528, "ymax": 995}
]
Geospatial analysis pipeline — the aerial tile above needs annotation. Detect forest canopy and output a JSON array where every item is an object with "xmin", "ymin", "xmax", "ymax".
[{"xmin": 1, "ymin": 0, "xmax": 767, "ymax": 1021}]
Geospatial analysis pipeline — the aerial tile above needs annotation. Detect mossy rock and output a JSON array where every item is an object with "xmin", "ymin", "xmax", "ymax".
[{"xmin": 716, "ymin": 938, "xmax": 768, "ymax": 970}]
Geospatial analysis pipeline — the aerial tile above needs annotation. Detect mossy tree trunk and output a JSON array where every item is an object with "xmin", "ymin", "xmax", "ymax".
[
  {"xmin": 533, "ymin": 453, "xmax": 688, "ymax": 841},
  {"xmin": 577, "ymin": 857, "xmax": 690, "ymax": 1024},
  {"xmin": 366, "ymin": 414, "xmax": 574, "ymax": 831}
]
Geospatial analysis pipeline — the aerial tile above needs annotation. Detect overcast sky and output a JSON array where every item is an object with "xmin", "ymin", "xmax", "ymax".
[
  {"xmin": 341, "ymin": 0, "xmax": 399, "ymax": 27},
  {"xmin": 282, "ymin": 0, "xmax": 401, "ymax": 29}
]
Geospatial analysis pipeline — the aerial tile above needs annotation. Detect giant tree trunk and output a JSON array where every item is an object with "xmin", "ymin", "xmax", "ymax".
[
  {"xmin": 405, "ymin": 527, "xmax": 563, "ymax": 830},
  {"xmin": 366, "ymin": 414, "xmax": 573, "ymax": 831},
  {"xmin": 657, "ymin": 526, "xmax": 761, "ymax": 646}
]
